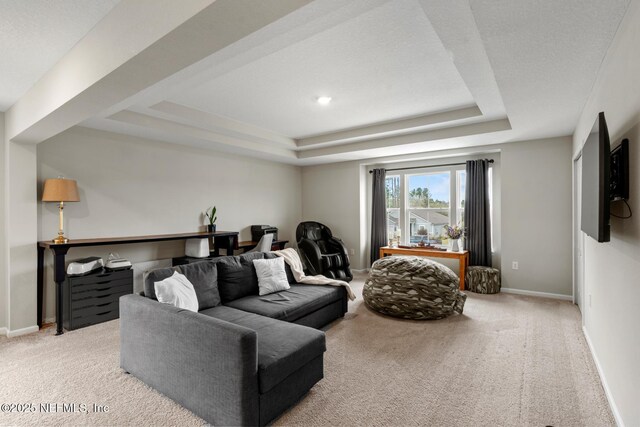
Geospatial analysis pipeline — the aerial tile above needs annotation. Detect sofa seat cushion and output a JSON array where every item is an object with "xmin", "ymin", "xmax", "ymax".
[
  {"xmin": 199, "ymin": 305, "xmax": 325, "ymax": 394},
  {"xmin": 224, "ymin": 284, "xmax": 345, "ymax": 322}
]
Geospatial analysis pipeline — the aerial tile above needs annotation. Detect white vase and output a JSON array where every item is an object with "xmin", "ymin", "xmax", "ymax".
[{"xmin": 451, "ymin": 239, "xmax": 460, "ymax": 252}]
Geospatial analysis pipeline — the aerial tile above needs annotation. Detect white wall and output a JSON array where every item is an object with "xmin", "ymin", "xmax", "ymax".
[
  {"xmin": 301, "ymin": 136, "xmax": 573, "ymax": 297},
  {"xmin": 2, "ymin": 111, "xmax": 41, "ymax": 336},
  {"xmin": 501, "ymin": 137, "xmax": 573, "ymax": 295},
  {"xmin": 8, "ymin": 141, "xmax": 38, "ymax": 334},
  {"xmin": 0, "ymin": 112, "xmax": 5, "ymax": 331},
  {"xmin": 302, "ymin": 161, "xmax": 364, "ymax": 267},
  {"xmin": 37, "ymin": 126, "xmax": 302, "ymax": 322},
  {"xmin": 572, "ymin": 2, "xmax": 640, "ymax": 425}
]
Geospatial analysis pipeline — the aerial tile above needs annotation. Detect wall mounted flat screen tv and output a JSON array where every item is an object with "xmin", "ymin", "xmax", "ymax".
[{"xmin": 581, "ymin": 112, "xmax": 610, "ymax": 243}]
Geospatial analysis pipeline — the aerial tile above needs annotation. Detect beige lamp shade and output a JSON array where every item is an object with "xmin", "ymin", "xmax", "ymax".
[{"xmin": 42, "ymin": 178, "xmax": 80, "ymax": 202}]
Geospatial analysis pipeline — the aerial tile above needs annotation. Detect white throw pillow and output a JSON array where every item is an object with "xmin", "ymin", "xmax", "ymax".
[
  {"xmin": 154, "ymin": 271, "xmax": 199, "ymax": 312},
  {"xmin": 253, "ymin": 257, "xmax": 291, "ymax": 296}
]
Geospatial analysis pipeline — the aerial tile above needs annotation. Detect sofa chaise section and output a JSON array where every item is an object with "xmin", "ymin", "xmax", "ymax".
[
  {"xmin": 200, "ymin": 305, "xmax": 326, "ymax": 423},
  {"xmin": 121, "ymin": 295, "xmax": 326, "ymax": 426},
  {"xmin": 120, "ymin": 294, "xmax": 261, "ymax": 426}
]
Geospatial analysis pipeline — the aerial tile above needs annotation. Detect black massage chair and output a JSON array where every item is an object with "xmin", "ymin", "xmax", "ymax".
[{"xmin": 296, "ymin": 221, "xmax": 353, "ymax": 282}]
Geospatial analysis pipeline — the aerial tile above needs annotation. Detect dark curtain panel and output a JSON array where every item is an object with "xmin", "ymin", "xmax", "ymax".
[
  {"xmin": 370, "ymin": 168, "xmax": 387, "ymax": 265},
  {"xmin": 465, "ymin": 160, "xmax": 492, "ymax": 266}
]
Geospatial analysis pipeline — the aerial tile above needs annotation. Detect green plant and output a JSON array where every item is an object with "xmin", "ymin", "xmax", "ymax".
[{"xmin": 205, "ymin": 206, "xmax": 217, "ymax": 225}]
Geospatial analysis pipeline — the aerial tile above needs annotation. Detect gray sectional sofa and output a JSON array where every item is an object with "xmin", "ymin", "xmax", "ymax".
[{"xmin": 119, "ymin": 252, "xmax": 348, "ymax": 426}]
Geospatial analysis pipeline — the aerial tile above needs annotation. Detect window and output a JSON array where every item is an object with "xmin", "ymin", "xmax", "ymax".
[
  {"xmin": 385, "ymin": 176, "xmax": 400, "ymax": 241},
  {"xmin": 382, "ymin": 164, "xmax": 489, "ymax": 246},
  {"xmin": 407, "ymin": 172, "xmax": 450, "ymax": 245}
]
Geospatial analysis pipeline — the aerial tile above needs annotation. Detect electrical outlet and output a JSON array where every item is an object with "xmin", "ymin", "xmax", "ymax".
[
  {"xmin": 512, "ymin": 261, "xmax": 519, "ymax": 270},
  {"xmin": 349, "ymin": 248, "xmax": 355, "ymax": 255}
]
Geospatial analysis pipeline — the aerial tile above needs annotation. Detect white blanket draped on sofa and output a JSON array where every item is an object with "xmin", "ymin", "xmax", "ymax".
[{"xmin": 273, "ymin": 248, "xmax": 356, "ymax": 301}]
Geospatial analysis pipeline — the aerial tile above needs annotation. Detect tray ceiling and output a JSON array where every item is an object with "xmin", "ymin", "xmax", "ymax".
[
  {"xmin": 169, "ymin": 0, "xmax": 475, "ymax": 139},
  {"xmin": 2, "ymin": 0, "xmax": 630, "ymax": 165}
]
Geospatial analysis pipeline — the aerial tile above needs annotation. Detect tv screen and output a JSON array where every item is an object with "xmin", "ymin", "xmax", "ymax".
[{"xmin": 581, "ymin": 112, "xmax": 610, "ymax": 242}]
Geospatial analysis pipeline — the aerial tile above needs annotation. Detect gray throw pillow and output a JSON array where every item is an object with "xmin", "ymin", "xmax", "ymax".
[
  {"xmin": 144, "ymin": 267, "xmax": 175, "ymax": 300},
  {"xmin": 144, "ymin": 262, "xmax": 220, "ymax": 310},
  {"xmin": 217, "ymin": 255, "xmax": 262, "ymax": 303},
  {"xmin": 176, "ymin": 262, "xmax": 221, "ymax": 310}
]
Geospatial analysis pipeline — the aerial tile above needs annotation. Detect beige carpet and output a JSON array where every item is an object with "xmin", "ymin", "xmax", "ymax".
[{"xmin": 0, "ymin": 273, "xmax": 613, "ymax": 426}]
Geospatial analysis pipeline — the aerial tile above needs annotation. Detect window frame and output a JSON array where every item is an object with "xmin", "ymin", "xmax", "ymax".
[
  {"xmin": 384, "ymin": 175, "xmax": 402, "ymax": 242},
  {"xmin": 457, "ymin": 170, "xmax": 466, "ymax": 230},
  {"xmin": 383, "ymin": 164, "xmax": 492, "ymax": 246}
]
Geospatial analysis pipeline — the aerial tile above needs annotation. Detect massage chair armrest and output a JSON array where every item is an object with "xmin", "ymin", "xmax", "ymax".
[
  {"xmin": 119, "ymin": 294, "xmax": 259, "ymax": 426},
  {"xmin": 327, "ymin": 237, "xmax": 351, "ymax": 266},
  {"xmin": 297, "ymin": 238, "xmax": 323, "ymax": 276}
]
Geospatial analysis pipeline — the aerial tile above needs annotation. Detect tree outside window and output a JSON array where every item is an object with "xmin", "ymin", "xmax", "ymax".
[{"xmin": 407, "ymin": 172, "xmax": 450, "ymax": 244}]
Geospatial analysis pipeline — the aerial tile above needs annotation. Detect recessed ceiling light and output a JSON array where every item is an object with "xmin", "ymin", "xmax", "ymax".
[{"xmin": 316, "ymin": 96, "xmax": 332, "ymax": 105}]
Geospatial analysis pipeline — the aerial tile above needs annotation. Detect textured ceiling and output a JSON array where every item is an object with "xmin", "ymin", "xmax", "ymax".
[
  {"xmin": 170, "ymin": 0, "xmax": 474, "ymax": 138},
  {"xmin": 98, "ymin": 0, "xmax": 628, "ymax": 164},
  {"xmin": 0, "ymin": 0, "xmax": 120, "ymax": 111},
  {"xmin": 2, "ymin": 0, "xmax": 631, "ymax": 165},
  {"xmin": 469, "ymin": 0, "xmax": 629, "ymax": 141}
]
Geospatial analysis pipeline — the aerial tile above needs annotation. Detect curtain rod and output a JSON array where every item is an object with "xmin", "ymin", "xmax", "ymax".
[{"xmin": 368, "ymin": 159, "xmax": 494, "ymax": 174}]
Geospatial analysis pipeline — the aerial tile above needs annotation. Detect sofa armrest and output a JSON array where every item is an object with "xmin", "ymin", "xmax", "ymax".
[{"xmin": 120, "ymin": 294, "xmax": 259, "ymax": 426}]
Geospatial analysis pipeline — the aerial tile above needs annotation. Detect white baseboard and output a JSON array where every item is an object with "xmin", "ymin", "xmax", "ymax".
[
  {"xmin": 6, "ymin": 325, "xmax": 39, "ymax": 338},
  {"xmin": 500, "ymin": 287, "xmax": 573, "ymax": 301},
  {"xmin": 0, "ymin": 327, "xmax": 6, "ymax": 337},
  {"xmin": 44, "ymin": 317, "xmax": 56, "ymax": 324},
  {"xmin": 582, "ymin": 326, "xmax": 624, "ymax": 427}
]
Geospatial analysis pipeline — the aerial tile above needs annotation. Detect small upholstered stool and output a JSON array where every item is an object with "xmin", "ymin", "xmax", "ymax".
[
  {"xmin": 465, "ymin": 266, "xmax": 501, "ymax": 294},
  {"xmin": 363, "ymin": 256, "xmax": 466, "ymax": 320}
]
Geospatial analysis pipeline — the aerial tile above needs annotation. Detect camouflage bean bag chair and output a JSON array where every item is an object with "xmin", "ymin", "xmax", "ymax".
[{"xmin": 363, "ymin": 256, "xmax": 466, "ymax": 320}]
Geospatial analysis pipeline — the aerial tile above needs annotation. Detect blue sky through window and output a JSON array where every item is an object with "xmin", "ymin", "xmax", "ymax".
[{"xmin": 408, "ymin": 173, "xmax": 450, "ymax": 202}]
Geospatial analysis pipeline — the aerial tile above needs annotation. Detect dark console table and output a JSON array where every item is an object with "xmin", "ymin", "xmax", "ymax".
[
  {"xmin": 37, "ymin": 231, "xmax": 238, "ymax": 335},
  {"xmin": 173, "ymin": 239, "xmax": 290, "ymax": 266},
  {"xmin": 237, "ymin": 239, "xmax": 289, "ymax": 252}
]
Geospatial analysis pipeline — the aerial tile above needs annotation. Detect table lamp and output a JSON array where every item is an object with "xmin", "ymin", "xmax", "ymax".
[{"xmin": 42, "ymin": 178, "xmax": 80, "ymax": 244}]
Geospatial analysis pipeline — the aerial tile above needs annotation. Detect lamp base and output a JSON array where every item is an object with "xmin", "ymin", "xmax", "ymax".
[{"xmin": 52, "ymin": 235, "xmax": 69, "ymax": 244}]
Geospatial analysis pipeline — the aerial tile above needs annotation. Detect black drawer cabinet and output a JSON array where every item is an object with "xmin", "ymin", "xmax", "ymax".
[{"xmin": 64, "ymin": 269, "xmax": 133, "ymax": 331}]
